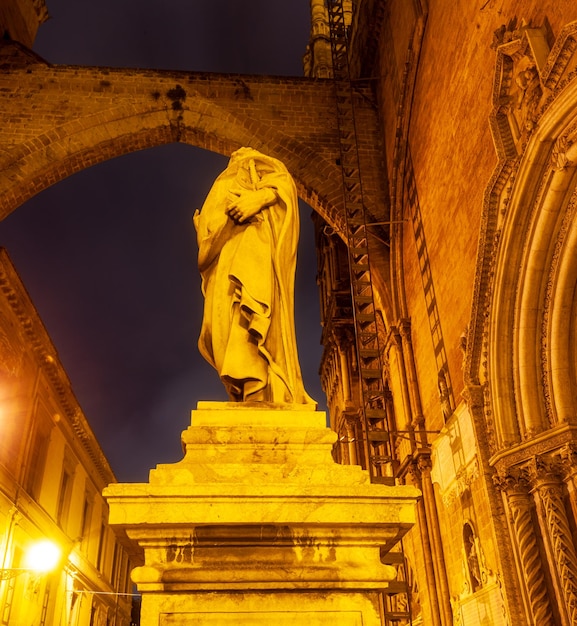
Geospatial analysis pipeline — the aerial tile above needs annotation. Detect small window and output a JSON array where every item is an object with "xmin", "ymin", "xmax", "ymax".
[
  {"xmin": 79, "ymin": 492, "xmax": 94, "ymax": 552},
  {"xmin": 56, "ymin": 451, "xmax": 77, "ymax": 531},
  {"xmin": 57, "ymin": 468, "xmax": 72, "ymax": 528},
  {"xmin": 24, "ymin": 420, "xmax": 52, "ymax": 500}
]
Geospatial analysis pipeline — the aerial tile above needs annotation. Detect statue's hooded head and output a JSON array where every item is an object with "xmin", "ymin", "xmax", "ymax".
[{"xmin": 228, "ymin": 147, "xmax": 287, "ymax": 179}]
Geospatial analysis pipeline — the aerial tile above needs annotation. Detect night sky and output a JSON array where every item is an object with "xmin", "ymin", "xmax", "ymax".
[{"xmin": 0, "ymin": 1, "xmax": 327, "ymax": 483}]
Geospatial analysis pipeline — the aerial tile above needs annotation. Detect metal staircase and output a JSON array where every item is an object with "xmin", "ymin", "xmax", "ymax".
[
  {"xmin": 325, "ymin": 1, "xmax": 412, "ymax": 623},
  {"xmin": 325, "ymin": 0, "xmax": 394, "ymax": 485}
]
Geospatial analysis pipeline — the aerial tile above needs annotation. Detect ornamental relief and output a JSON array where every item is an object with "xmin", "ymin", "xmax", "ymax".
[
  {"xmin": 494, "ymin": 446, "xmax": 577, "ymax": 489},
  {"xmin": 491, "ymin": 19, "xmax": 577, "ymax": 160},
  {"xmin": 540, "ymin": 188, "xmax": 577, "ymax": 427},
  {"xmin": 439, "ymin": 459, "xmax": 480, "ymax": 508},
  {"xmin": 490, "ymin": 19, "xmax": 549, "ymax": 158},
  {"xmin": 472, "ymin": 19, "xmax": 577, "ymax": 457}
]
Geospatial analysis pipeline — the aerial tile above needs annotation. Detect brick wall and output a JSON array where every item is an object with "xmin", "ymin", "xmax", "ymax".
[{"xmin": 0, "ymin": 40, "xmax": 386, "ymax": 241}]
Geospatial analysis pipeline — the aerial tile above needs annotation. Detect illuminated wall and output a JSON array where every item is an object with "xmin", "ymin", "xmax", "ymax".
[{"xmin": 0, "ymin": 248, "xmax": 136, "ymax": 626}]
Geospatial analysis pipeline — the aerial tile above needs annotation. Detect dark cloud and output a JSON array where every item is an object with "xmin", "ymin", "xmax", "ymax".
[{"xmin": 36, "ymin": 0, "xmax": 311, "ymax": 74}]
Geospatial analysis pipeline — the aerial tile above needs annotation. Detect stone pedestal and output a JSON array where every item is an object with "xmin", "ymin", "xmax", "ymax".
[{"xmin": 104, "ymin": 402, "xmax": 419, "ymax": 626}]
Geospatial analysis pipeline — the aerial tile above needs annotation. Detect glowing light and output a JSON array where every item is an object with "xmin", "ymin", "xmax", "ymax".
[{"xmin": 23, "ymin": 540, "xmax": 61, "ymax": 573}]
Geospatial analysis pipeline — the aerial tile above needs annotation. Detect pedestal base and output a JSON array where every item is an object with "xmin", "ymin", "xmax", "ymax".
[
  {"xmin": 146, "ymin": 591, "xmax": 380, "ymax": 626},
  {"xmin": 104, "ymin": 402, "xmax": 419, "ymax": 625}
]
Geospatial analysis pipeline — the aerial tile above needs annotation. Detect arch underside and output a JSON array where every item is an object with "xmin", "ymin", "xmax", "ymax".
[
  {"xmin": 0, "ymin": 56, "xmax": 394, "ymax": 322},
  {"xmin": 0, "ymin": 106, "xmax": 348, "ymax": 236}
]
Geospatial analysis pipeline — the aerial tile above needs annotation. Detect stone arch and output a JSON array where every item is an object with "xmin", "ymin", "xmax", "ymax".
[
  {"xmin": 0, "ymin": 54, "xmax": 385, "ymax": 242},
  {"xmin": 487, "ymin": 78, "xmax": 577, "ymax": 446},
  {"xmin": 0, "ymin": 57, "xmax": 395, "ymax": 391},
  {"xmin": 0, "ymin": 100, "xmax": 346, "ymax": 236}
]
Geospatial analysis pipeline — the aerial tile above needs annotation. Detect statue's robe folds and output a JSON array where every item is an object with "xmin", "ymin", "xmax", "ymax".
[{"xmin": 194, "ymin": 148, "xmax": 315, "ymax": 405}]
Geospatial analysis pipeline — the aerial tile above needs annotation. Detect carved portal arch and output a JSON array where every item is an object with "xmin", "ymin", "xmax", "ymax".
[
  {"xmin": 469, "ymin": 20, "xmax": 577, "ymax": 625},
  {"xmin": 469, "ymin": 20, "xmax": 577, "ymax": 451},
  {"xmin": 490, "ymin": 87, "xmax": 577, "ymax": 444}
]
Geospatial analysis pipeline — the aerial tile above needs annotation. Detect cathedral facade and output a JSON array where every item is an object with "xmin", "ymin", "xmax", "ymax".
[
  {"xmin": 309, "ymin": 1, "xmax": 577, "ymax": 624},
  {"xmin": 1, "ymin": 0, "xmax": 577, "ymax": 624}
]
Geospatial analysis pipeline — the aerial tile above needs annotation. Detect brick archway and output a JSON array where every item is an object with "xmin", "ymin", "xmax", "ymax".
[
  {"xmin": 0, "ymin": 43, "xmax": 386, "ymax": 239},
  {"xmin": 0, "ymin": 101, "xmax": 345, "ymax": 233}
]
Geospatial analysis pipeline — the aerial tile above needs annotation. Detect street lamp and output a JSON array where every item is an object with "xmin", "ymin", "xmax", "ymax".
[{"xmin": 0, "ymin": 539, "xmax": 61, "ymax": 580}]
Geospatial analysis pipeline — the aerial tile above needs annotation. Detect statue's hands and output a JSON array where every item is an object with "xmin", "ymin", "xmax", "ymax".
[{"xmin": 226, "ymin": 187, "xmax": 277, "ymax": 224}]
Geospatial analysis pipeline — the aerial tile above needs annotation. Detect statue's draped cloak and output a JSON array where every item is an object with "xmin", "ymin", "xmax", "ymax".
[{"xmin": 194, "ymin": 149, "xmax": 314, "ymax": 405}]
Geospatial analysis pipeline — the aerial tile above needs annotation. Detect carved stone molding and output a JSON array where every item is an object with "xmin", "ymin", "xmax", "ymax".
[
  {"xmin": 493, "ymin": 466, "xmax": 531, "ymax": 495},
  {"xmin": 406, "ymin": 458, "xmax": 423, "ymax": 486},
  {"xmin": 559, "ymin": 444, "xmax": 577, "ymax": 480},
  {"xmin": 415, "ymin": 451, "xmax": 432, "ymax": 475},
  {"xmin": 490, "ymin": 424, "xmax": 577, "ymax": 476},
  {"xmin": 491, "ymin": 19, "xmax": 577, "ymax": 145},
  {"xmin": 439, "ymin": 459, "xmax": 480, "ymax": 508},
  {"xmin": 398, "ymin": 318, "xmax": 412, "ymax": 343},
  {"xmin": 525, "ymin": 454, "xmax": 564, "ymax": 485},
  {"xmin": 540, "ymin": 21, "xmax": 577, "ymax": 91},
  {"xmin": 464, "ymin": 159, "xmax": 517, "ymax": 456},
  {"xmin": 551, "ymin": 132, "xmax": 575, "ymax": 171},
  {"xmin": 540, "ymin": 188, "xmax": 577, "ymax": 427}
]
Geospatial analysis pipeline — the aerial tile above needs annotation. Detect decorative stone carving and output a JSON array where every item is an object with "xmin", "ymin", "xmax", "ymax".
[
  {"xmin": 490, "ymin": 20, "xmax": 549, "ymax": 158},
  {"xmin": 437, "ymin": 368, "xmax": 453, "ymax": 421},
  {"xmin": 540, "ymin": 188, "xmax": 577, "ymax": 428},
  {"xmin": 495, "ymin": 470, "xmax": 555, "ymax": 625},
  {"xmin": 540, "ymin": 21, "xmax": 577, "ymax": 91},
  {"xmin": 551, "ymin": 134, "xmax": 573, "ymax": 171},
  {"xmin": 559, "ymin": 444, "xmax": 577, "ymax": 480},
  {"xmin": 531, "ymin": 461, "xmax": 577, "ymax": 624},
  {"xmin": 436, "ymin": 460, "xmax": 479, "ymax": 508},
  {"xmin": 463, "ymin": 523, "xmax": 482, "ymax": 593}
]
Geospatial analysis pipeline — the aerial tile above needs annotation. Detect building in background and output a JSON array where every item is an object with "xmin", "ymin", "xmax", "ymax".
[{"xmin": 0, "ymin": 248, "xmax": 136, "ymax": 626}]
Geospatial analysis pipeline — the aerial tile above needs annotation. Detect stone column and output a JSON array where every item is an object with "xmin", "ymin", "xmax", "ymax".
[
  {"xmin": 398, "ymin": 320, "xmax": 424, "ymax": 435},
  {"xmin": 394, "ymin": 320, "xmax": 451, "ymax": 624},
  {"xmin": 407, "ymin": 461, "xmax": 442, "ymax": 626},
  {"xmin": 531, "ymin": 459, "xmax": 577, "ymax": 625},
  {"xmin": 417, "ymin": 454, "xmax": 453, "ymax": 626},
  {"xmin": 389, "ymin": 326, "xmax": 414, "ymax": 434},
  {"xmin": 345, "ymin": 420, "xmax": 358, "ymax": 466},
  {"xmin": 560, "ymin": 445, "xmax": 577, "ymax": 538},
  {"xmin": 497, "ymin": 470, "xmax": 554, "ymax": 625}
]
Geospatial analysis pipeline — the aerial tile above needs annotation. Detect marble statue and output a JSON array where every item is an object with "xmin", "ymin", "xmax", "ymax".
[{"xmin": 194, "ymin": 148, "xmax": 315, "ymax": 405}]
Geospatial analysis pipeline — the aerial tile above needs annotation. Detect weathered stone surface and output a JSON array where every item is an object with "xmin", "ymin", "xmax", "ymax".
[{"xmin": 104, "ymin": 403, "xmax": 419, "ymax": 624}]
